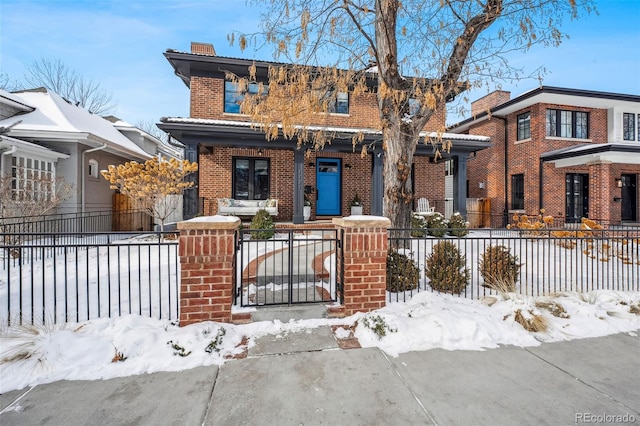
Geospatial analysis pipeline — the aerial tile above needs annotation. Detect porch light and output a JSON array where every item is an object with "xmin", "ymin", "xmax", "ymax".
[{"xmin": 615, "ymin": 178, "xmax": 623, "ymax": 188}]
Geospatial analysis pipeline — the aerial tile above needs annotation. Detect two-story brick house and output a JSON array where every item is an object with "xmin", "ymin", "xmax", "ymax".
[
  {"xmin": 450, "ymin": 87, "xmax": 640, "ymax": 226},
  {"xmin": 158, "ymin": 42, "xmax": 491, "ymax": 223}
]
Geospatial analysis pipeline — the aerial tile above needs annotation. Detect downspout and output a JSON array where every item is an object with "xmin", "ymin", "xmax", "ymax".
[
  {"xmin": 492, "ymin": 115, "xmax": 508, "ymax": 226},
  {"xmin": 81, "ymin": 143, "xmax": 108, "ymax": 214},
  {"xmin": 539, "ymin": 158, "xmax": 545, "ymax": 212},
  {"xmin": 1, "ymin": 145, "xmax": 18, "ymax": 177}
]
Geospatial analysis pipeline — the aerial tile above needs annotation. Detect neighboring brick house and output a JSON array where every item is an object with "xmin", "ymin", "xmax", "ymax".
[
  {"xmin": 449, "ymin": 87, "xmax": 640, "ymax": 226},
  {"xmin": 158, "ymin": 42, "xmax": 491, "ymax": 223}
]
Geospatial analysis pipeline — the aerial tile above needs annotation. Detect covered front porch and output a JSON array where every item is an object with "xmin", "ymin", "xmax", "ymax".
[{"xmin": 158, "ymin": 118, "xmax": 491, "ymax": 223}]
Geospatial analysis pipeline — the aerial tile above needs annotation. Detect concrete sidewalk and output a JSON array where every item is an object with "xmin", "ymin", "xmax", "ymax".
[{"xmin": 1, "ymin": 330, "xmax": 638, "ymax": 425}]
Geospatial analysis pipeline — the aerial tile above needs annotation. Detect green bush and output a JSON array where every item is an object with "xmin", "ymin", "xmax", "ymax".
[
  {"xmin": 425, "ymin": 241, "xmax": 469, "ymax": 294},
  {"xmin": 448, "ymin": 212, "xmax": 469, "ymax": 237},
  {"xmin": 411, "ymin": 214, "xmax": 427, "ymax": 237},
  {"xmin": 427, "ymin": 212, "xmax": 448, "ymax": 237},
  {"xmin": 386, "ymin": 250, "xmax": 420, "ymax": 292},
  {"xmin": 479, "ymin": 245, "xmax": 521, "ymax": 292},
  {"xmin": 250, "ymin": 209, "xmax": 275, "ymax": 239}
]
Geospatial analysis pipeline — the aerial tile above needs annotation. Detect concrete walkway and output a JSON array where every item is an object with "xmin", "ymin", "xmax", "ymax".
[{"xmin": 1, "ymin": 329, "xmax": 638, "ymax": 425}]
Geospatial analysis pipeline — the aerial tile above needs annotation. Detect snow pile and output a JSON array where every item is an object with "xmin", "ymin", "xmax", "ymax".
[{"xmin": 1, "ymin": 290, "xmax": 639, "ymax": 393}]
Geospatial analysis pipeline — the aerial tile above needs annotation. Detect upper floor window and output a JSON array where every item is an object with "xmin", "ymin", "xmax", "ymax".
[
  {"xmin": 623, "ymin": 113, "xmax": 636, "ymax": 141},
  {"xmin": 224, "ymin": 80, "xmax": 266, "ymax": 114},
  {"xmin": 511, "ymin": 174, "xmax": 524, "ymax": 210},
  {"xmin": 233, "ymin": 157, "xmax": 270, "ymax": 200},
  {"xmin": 517, "ymin": 112, "xmax": 530, "ymax": 140},
  {"xmin": 546, "ymin": 109, "xmax": 589, "ymax": 139},
  {"xmin": 88, "ymin": 159, "xmax": 99, "ymax": 178},
  {"xmin": 408, "ymin": 98, "xmax": 420, "ymax": 117},
  {"xmin": 11, "ymin": 156, "xmax": 55, "ymax": 202},
  {"xmin": 321, "ymin": 90, "xmax": 349, "ymax": 114}
]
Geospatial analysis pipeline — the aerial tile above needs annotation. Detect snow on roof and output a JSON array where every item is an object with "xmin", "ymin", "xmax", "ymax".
[
  {"xmin": 0, "ymin": 88, "xmax": 35, "ymax": 112},
  {"xmin": 0, "ymin": 89, "xmax": 151, "ymax": 159},
  {"xmin": 162, "ymin": 117, "xmax": 490, "ymax": 142}
]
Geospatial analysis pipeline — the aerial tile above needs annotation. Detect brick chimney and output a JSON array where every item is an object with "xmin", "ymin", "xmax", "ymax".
[
  {"xmin": 191, "ymin": 42, "xmax": 216, "ymax": 56},
  {"xmin": 471, "ymin": 90, "xmax": 510, "ymax": 117}
]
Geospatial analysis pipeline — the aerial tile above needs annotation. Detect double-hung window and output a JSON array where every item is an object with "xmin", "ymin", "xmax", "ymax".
[
  {"xmin": 224, "ymin": 80, "xmax": 266, "ymax": 114},
  {"xmin": 232, "ymin": 158, "xmax": 270, "ymax": 200},
  {"xmin": 511, "ymin": 174, "xmax": 524, "ymax": 210},
  {"xmin": 546, "ymin": 109, "xmax": 589, "ymax": 139},
  {"xmin": 517, "ymin": 112, "xmax": 531, "ymax": 140},
  {"xmin": 323, "ymin": 91, "xmax": 349, "ymax": 114}
]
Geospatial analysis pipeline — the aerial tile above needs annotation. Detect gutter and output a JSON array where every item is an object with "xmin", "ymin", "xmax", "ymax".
[{"xmin": 81, "ymin": 143, "xmax": 108, "ymax": 214}]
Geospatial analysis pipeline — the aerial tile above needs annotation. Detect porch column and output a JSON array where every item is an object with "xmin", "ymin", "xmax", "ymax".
[
  {"xmin": 371, "ymin": 150, "xmax": 384, "ymax": 216},
  {"xmin": 177, "ymin": 216, "xmax": 240, "ymax": 325},
  {"xmin": 453, "ymin": 155, "xmax": 468, "ymax": 218},
  {"xmin": 293, "ymin": 148, "xmax": 305, "ymax": 224},
  {"xmin": 333, "ymin": 216, "xmax": 390, "ymax": 316}
]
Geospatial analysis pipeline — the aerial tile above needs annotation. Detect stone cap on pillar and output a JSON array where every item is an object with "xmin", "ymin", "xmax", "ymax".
[
  {"xmin": 177, "ymin": 215, "xmax": 241, "ymax": 230},
  {"xmin": 332, "ymin": 215, "xmax": 390, "ymax": 228}
]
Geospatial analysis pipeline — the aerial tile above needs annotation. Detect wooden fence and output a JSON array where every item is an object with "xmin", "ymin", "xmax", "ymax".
[{"xmin": 112, "ymin": 194, "xmax": 153, "ymax": 231}]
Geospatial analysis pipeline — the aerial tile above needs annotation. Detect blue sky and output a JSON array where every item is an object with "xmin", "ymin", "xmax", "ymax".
[{"xmin": 1, "ymin": 0, "xmax": 639, "ymax": 128}]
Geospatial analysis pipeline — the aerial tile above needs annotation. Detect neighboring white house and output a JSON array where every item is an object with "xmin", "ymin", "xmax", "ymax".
[{"xmin": 0, "ymin": 87, "xmax": 184, "ymax": 226}]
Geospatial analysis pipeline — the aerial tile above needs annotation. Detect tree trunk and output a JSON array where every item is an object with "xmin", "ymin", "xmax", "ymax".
[{"xmin": 382, "ymin": 120, "xmax": 419, "ymax": 230}]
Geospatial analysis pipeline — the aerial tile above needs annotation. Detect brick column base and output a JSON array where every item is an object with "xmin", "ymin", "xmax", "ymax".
[
  {"xmin": 177, "ymin": 217, "xmax": 240, "ymax": 326},
  {"xmin": 333, "ymin": 216, "xmax": 390, "ymax": 316}
]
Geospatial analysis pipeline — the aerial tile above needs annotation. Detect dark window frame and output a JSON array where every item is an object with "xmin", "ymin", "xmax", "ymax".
[
  {"xmin": 623, "ymin": 112, "xmax": 636, "ymax": 141},
  {"xmin": 517, "ymin": 112, "xmax": 531, "ymax": 140},
  {"xmin": 325, "ymin": 90, "xmax": 349, "ymax": 114},
  {"xmin": 224, "ymin": 80, "xmax": 267, "ymax": 114},
  {"xmin": 546, "ymin": 109, "xmax": 590, "ymax": 139},
  {"xmin": 511, "ymin": 174, "xmax": 524, "ymax": 210},
  {"xmin": 232, "ymin": 157, "xmax": 271, "ymax": 200}
]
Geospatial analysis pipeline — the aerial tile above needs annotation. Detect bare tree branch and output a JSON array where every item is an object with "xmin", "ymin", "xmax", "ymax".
[{"xmin": 23, "ymin": 58, "xmax": 116, "ymax": 115}]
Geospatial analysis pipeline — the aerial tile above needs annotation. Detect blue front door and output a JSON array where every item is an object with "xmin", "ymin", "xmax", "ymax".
[{"xmin": 316, "ymin": 159, "xmax": 341, "ymax": 215}]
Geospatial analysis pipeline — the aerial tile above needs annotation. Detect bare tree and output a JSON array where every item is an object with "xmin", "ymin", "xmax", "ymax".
[
  {"xmin": 23, "ymin": 58, "xmax": 116, "ymax": 115},
  {"xmin": 0, "ymin": 72, "xmax": 20, "ymax": 92},
  {"xmin": 0, "ymin": 170, "xmax": 74, "ymax": 256},
  {"xmin": 135, "ymin": 120, "xmax": 169, "ymax": 144},
  {"xmin": 231, "ymin": 0, "xmax": 595, "ymax": 228}
]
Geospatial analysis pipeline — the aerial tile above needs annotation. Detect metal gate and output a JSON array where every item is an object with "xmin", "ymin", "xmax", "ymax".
[{"xmin": 233, "ymin": 228, "xmax": 343, "ymax": 307}]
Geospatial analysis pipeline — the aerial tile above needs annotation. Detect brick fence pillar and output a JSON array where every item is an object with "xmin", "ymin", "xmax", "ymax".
[
  {"xmin": 177, "ymin": 217, "xmax": 240, "ymax": 326},
  {"xmin": 333, "ymin": 216, "xmax": 390, "ymax": 316}
]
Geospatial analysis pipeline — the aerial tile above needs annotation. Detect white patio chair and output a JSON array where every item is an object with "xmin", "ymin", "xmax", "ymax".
[{"xmin": 415, "ymin": 197, "xmax": 435, "ymax": 216}]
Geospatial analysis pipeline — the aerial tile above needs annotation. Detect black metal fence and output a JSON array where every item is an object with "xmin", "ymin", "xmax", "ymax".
[
  {"xmin": 0, "ymin": 209, "xmax": 151, "ymax": 236},
  {"xmin": 234, "ymin": 228, "xmax": 342, "ymax": 307},
  {"xmin": 387, "ymin": 227, "xmax": 640, "ymax": 302},
  {"xmin": 1, "ymin": 231, "xmax": 180, "ymax": 325}
]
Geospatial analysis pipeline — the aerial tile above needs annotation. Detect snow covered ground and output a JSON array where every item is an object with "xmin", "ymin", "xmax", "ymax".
[
  {"xmin": 1, "ymin": 228, "xmax": 639, "ymax": 394},
  {"xmin": 1, "ymin": 289, "xmax": 639, "ymax": 394}
]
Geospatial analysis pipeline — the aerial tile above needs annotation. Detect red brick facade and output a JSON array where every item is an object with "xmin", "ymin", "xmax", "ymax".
[
  {"xmin": 463, "ymin": 90, "xmax": 640, "ymax": 225},
  {"xmin": 186, "ymin": 44, "xmax": 449, "ymax": 220}
]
